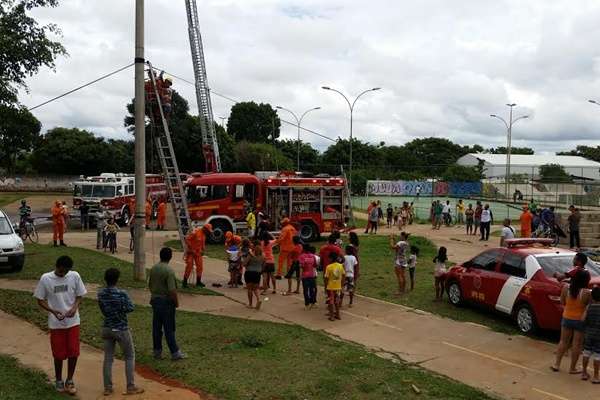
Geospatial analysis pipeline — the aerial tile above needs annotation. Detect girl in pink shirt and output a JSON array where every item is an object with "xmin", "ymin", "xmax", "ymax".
[
  {"xmin": 260, "ymin": 231, "xmax": 276, "ymax": 294},
  {"xmin": 299, "ymin": 244, "xmax": 318, "ymax": 309}
]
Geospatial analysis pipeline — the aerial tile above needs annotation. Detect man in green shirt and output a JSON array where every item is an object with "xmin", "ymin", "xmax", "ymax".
[{"xmin": 148, "ymin": 247, "xmax": 186, "ymax": 360}]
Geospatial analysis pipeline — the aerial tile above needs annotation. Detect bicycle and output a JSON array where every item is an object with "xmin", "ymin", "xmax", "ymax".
[
  {"xmin": 107, "ymin": 232, "xmax": 117, "ymax": 254},
  {"xmin": 532, "ymin": 225, "xmax": 559, "ymax": 246},
  {"xmin": 19, "ymin": 219, "xmax": 39, "ymax": 243}
]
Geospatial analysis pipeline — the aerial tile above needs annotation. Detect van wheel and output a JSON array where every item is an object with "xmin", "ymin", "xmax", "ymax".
[
  {"xmin": 514, "ymin": 303, "xmax": 538, "ymax": 334},
  {"xmin": 299, "ymin": 222, "xmax": 318, "ymax": 242},
  {"xmin": 209, "ymin": 220, "xmax": 232, "ymax": 244}
]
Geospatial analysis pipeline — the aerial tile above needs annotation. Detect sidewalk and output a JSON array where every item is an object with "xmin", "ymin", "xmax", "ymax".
[
  {"xmin": 34, "ymin": 230, "xmax": 595, "ymax": 400},
  {"xmin": 0, "ymin": 309, "xmax": 203, "ymax": 400}
]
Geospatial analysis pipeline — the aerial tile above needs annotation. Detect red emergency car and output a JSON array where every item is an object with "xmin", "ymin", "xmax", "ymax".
[{"xmin": 445, "ymin": 238, "xmax": 600, "ymax": 334}]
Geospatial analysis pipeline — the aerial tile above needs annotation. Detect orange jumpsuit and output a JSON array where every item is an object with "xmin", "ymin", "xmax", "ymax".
[
  {"xmin": 184, "ymin": 228, "xmax": 206, "ymax": 281},
  {"xmin": 145, "ymin": 201, "xmax": 152, "ymax": 226},
  {"xmin": 520, "ymin": 210, "xmax": 533, "ymax": 238},
  {"xmin": 276, "ymin": 223, "xmax": 297, "ymax": 276},
  {"xmin": 157, "ymin": 202, "xmax": 167, "ymax": 229},
  {"xmin": 51, "ymin": 202, "xmax": 65, "ymax": 242}
]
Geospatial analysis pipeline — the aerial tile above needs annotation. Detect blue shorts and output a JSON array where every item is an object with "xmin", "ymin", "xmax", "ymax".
[{"xmin": 562, "ymin": 318, "xmax": 585, "ymax": 331}]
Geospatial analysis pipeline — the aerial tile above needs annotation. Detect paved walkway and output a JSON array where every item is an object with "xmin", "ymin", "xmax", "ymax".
[{"xmin": 24, "ymin": 230, "xmax": 598, "ymax": 400}]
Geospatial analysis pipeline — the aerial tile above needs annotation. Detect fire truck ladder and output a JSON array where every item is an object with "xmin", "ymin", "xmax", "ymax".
[
  {"xmin": 146, "ymin": 62, "xmax": 191, "ymax": 251},
  {"xmin": 185, "ymin": 0, "xmax": 221, "ymax": 173},
  {"xmin": 340, "ymin": 165, "xmax": 355, "ymax": 228}
]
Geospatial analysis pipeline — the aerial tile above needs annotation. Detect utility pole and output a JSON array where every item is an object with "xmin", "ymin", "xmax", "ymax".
[
  {"xmin": 133, "ymin": 0, "xmax": 146, "ymax": 281},
  {"xmin": 275, "ymin": 106, "xmax": 320, "ymax": 171}
]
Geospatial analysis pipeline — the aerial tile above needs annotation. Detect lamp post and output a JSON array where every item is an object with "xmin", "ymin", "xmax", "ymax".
[
  {"xmin": 589, "ymin": 99, "xmax": 600, "ymax": 107},
  {"xmin": 275, "ymin": 105, "xmax": 320, "ymax": 171},
  {"xmin": 322, "ymin": 86, "xmax": 380, "ymax": 192},
  {"xmin": 490, "ymin": 103, "xmax": 529, "ymax": 199}
]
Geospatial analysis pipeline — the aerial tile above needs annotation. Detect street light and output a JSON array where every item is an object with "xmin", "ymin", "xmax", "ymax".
[
  {"xmin": 321, "ymin": 86, "xmax": 381, "ymax": 191},
  {"xmin": 589, "ymin": 99, "xmax": 600, "ymax": 106},
  {"xmin": 490, "ymin": 103, "xmax": 529, "ymax": 199},
  {"xmin": 275, "ymin": 105, "xmax": 321, "ymax": 171}
]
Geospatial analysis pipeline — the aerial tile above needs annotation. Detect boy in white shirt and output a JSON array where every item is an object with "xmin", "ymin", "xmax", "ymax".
[
  {"xmin": 341, "ymin": 246, "xmax": 358, "ymax": 307},
  {"xmin": 500, "ymin": 218, "xmax": 516, "ymax": 247},
  {"xmin": 34, "ymin": 255, "xmax": 87, "ymax": 394}
]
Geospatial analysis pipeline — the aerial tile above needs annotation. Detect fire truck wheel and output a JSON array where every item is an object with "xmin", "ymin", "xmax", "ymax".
[
  {"xmin": 208, "ymin": 220, "xmax": 231, "ymax": 244},
  {"xmin": 120, "ymin": 207, "xmax": 130, "ymax": 227},
  {"xmin": 299, "ymin": 222, "xmax": 318, "ymax": 242}
]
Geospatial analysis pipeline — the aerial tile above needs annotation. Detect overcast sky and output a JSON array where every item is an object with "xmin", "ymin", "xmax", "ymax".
[{"xmin": 19, "ymin": 0, "xmax": 600, "ymax": 154}]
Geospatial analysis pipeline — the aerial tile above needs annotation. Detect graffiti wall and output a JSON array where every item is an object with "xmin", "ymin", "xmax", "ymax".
[{"xmin": 367, "ymin": 180, "xmax": 482, "ymax": 197}]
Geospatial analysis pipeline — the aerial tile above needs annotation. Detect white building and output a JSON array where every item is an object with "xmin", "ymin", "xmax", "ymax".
[{"xmin": 457, "ymin": 153, "xmax": 600, "ymax": 181}]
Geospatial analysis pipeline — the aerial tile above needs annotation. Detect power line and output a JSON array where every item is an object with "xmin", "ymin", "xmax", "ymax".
[
  {"xmin": 152, "ymin": 65, "xmax": 337, "ymax": 143},
  {"xmin": 27, "ymin": 63, "xmax": 135, "ymax": 111}
]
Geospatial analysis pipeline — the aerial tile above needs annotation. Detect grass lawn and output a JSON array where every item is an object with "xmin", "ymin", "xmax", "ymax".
[
  {"xmin": 1, "ymin": 243, "xmax": 219, "ymax": 296},
  {"xmin": 166, "ymin": 235, "xmax": 519, "ymax": 334},
  {"xmin": 0, "ymin": 191, "xmax": 64, "ymax": 208},
  {"xmin": 0, "ymin": 289, "xmax": 493, "ymax": 400},
  {"xmin": 0, "ymin": 354, "xmax": 65, "ymax": 399}
]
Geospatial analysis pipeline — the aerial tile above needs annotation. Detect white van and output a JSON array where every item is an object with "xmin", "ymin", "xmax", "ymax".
[{"xmin": 0, "ymin": 209, "xmax": 25, "ymax": 271}]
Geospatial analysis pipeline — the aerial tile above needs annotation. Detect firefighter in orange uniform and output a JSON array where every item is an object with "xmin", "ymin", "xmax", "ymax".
[
  {"xmin": 183, "ymin": 223, "xmax": 212, "ymax": 288},
  {"xmin": 145, "ymin": 199, "xmax": 152, "ymax": 229},
  {"xmin": 51, "ymin": 201, "xmax": 66, "ymax": 247},
  {"xmin": 156, "ymin": 201, "xmax": 167, "ymax": 230},
  {"xmin": 276, "ymin": 218, "xmax": 297, "ymax": 279}
]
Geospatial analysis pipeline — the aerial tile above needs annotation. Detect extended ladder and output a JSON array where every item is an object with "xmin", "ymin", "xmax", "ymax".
[
  {"xmin": 146, "ymin": 62, "xmax": 191, "ymax": 251},
  {"xmin": 340, "ymin": 165, "xmax": 355, "ymax": 228}
]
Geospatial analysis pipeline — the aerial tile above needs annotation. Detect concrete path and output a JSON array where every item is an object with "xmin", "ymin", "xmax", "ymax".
[
  {"xmin": 0, "ymin": 310, "xmax": 203, "ymax": 400},
  {"xmin": 29, "ymin": 230, "xmax": 599, "ymax": 400}
]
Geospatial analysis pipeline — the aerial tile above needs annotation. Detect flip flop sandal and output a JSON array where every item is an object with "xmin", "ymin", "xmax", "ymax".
[
  {"xmin": 550, "ymin": 366, "xmax": 559, "ymax": 372},
  {"xmin": 592, "ymin": 380, "xmax": 600, "ymax": 384},
  {"xmin": 582, "ymin": 374, "xmax": 590, "ymax": 381}
]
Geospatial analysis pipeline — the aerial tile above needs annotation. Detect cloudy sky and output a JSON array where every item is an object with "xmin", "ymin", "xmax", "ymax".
[{"xmin": 20, "ymin": 0, "xmax": 600, "ymax": 154}]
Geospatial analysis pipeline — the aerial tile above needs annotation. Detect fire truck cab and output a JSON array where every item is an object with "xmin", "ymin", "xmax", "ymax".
[
  {"xmin": 185, "ymin": 171, "xmax": 348, "ymax": 243},
  {"xmin": 72, "ymin": 173, "xmax": 167, "ymax": 225}
]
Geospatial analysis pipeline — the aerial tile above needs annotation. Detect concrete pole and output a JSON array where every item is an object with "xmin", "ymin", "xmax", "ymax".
[
  {"xmin": 133, "ymin": 0, "xmax": 146, "ymax": 281},
  {"xmin": 507, "ymin": 105, "xmax": 513, "ymax": 200}
]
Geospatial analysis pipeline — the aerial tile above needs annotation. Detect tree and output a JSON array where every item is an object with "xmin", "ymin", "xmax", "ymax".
[
  {"xmin": 215, "ymin": 122, "xmax": 235, "ymax": 172},
  {"xmin": 401, "ymin": 137, "xmax": 469, "ymax": 175},
  {"xmin": 538, "ymin": 164, "xmax": 572, "ymax": 183},
  {"xmin": 486, "ymin": 146, "xmax": 534, "ymax": 155},
  {"xmin": 558, "ymin": 145, "xmax": 600, "ymax": 163},
  {"xmin": 233, "ymin": 141, "xmax": 292, "ymax": 172},
  {"xmin": 441, "ymin": 165, "xmax": 483, "ymax": 182},
  {"xmin": 0, "ymin": 104, "xmax": 41, "ymax": 172},
  {"xmin": 0, "ymin": 0, "xmax": 67, "ymax": 105},
  {"xmin": 31, "ymin": 127, "xmax": 131, "ymax": 175},
  {"xmin": 320, "ymin": 138, "xmax": 380, "ymax": 175},
  {"xmin": 227, "ymin": 102, "xmax": 280, "ymax": 142},
  {"xmin": 275, "ymin": 139, "xmax": 319, "ymax": 171}
]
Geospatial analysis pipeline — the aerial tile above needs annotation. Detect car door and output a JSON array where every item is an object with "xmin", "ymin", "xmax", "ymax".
[
  {"xmin": 495, "ymin": 252, "xmax": 529, "ymax": 314},
  {"xmin": 462, "ymin": 250, "xmax": 502, "ymax": 306}
]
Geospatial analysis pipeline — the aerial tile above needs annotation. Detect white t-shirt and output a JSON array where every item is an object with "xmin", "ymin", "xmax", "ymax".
[
  {"xmin": 481, "ymin": 209, "xmax": 492, "ymax": 223},
  {"xmin": 395, "ymin": 241, "xmax": 409, "ymax": 267},
  {"xmin": 33, "ymin": 271, "xmax": 87, "ymax": 329},
  {"xmin": 408, "ymin": 254, "xmax": 417, "ymax": 269},
  {"xmin": 501, "ymin": 226, "xmax": 515, "ymax": 240},
  {"xmin": 442, "ymin": 204, "xmax": 450, "ymax": 214},
  {"xmin": 343, "ymin": 255, "xmax": 358, "ymax": 278}
]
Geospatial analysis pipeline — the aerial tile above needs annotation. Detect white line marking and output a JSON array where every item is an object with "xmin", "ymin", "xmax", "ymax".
[{"xmin": 532, "ymin": 388, "xmax": 570, "ymax": 400}]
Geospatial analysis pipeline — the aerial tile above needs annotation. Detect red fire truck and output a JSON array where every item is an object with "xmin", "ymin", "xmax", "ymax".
[
  {"xmin": 72, "ymin": 173, "xmax": 168, "ymax": 224},
  {"xmin": 185, "ymin": 171, "xmax": 348, "ymax": 242}
]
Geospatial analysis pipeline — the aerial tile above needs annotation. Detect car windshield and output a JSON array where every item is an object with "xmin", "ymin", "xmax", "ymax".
[
  {"xmin": 0, "ymin": 216, "xmax": 13, "ymax": 235},
  {"xmin": 74, "ymin": 184, "xmax": 114, "ymax": 198},
  {"xmin": 536, "ymin": 255, "xmax": 600, "ymax": 277}
]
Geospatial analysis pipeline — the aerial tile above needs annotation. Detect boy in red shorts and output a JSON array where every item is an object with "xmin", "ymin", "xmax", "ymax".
[{"xmin": 34, "ymin": 255, "xmax": 87, "ymax": 394}]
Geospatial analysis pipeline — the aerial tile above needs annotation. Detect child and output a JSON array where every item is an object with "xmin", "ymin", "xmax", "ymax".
[
  {"xmin": 97, "ymin": 268, "xmax": 144, "ymax": 396},
  {"xmin": 348, "ymin": 232, "xmax": 360, "ymax": 284},
  {"xmin": 341, "ymin": 246, "xmax": 358, "ymax": 308},
  {"xmin": 104, "ymin": 218, "xmax": 119, "ymax": 254},
  {"xmin": 408, "ymin": 245, "xmax": 419, "ymax": 291},
  {"xmin": 393, "ymin": 207, "xmax": 399, "ymax": 227},
  {"xmin": 299, "ymin": 244, "xmax": 318, "ymax": 309},
  {"xmin": 324, "ymin": 252, "xmax": 345, "ymax": 321},
  {"xmin": 284, "ymin": 236, "xmax": 303, "ymax": 295},
  {"xmin": 582, "ymin": 287, "xmax": 600, "ymax": 382},
  {"xmin": 244, "ymin": 245, "xmax": 264, "ymax": 310},
  {"xmin": 239, "ymin": 239, "xmax": 252, "ymax": 286},
  {"xmin": 433, "ymin": 247, "xmax": 448, "ymax": 301},
  {"xmin": 226, "ymin": 242, "xmax": 241, "ymax": 288},
  {"xmin": 390, "ymin": 232, "xmax": 409, "ymax": 296},
  {"xmin": 260, "ymin": 231, "xmax": 276, "ymax": 295}
]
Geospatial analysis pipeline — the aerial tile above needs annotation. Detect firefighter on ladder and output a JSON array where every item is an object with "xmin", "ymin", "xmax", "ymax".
[
  {"xmin": 183, "ymin": 223, "xmax": 212, "ymax": 288},
  {"xmin": 51, "ymin": 200, "xmax": 67, "ymax": 247},
  {"xmin": 145, "ymin": 70, "xmax": 173, "ymax": 120}
]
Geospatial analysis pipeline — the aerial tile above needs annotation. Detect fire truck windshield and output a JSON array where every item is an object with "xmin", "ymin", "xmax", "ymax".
[{"xmin": 74, "ymin": 184, "xmax": 116, "ymax": 198}]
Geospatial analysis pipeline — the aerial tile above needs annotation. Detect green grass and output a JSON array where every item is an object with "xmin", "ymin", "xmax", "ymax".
[
  {"xmin": 0, "ymin": 289, "xmax": 493, "ymax": 400},
  {"xmin": 165, "ymin": 235, "xmax": 519, "ymax": 334},
  {"xmin": 0, "ymin": 354, "xmax": 66, "ymax": 399},
  {"xmin": 0, "ymin": 191, "xmax": 64, "ymax": 207},
  {"xmin": 4, "ymin": 243, "xmax": 219, "ymax": 296}
]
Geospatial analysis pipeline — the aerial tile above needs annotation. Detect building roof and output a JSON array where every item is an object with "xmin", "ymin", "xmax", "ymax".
[{"xmin": 462, "ymin": 153, "xmax": 600, "ymax": 167}]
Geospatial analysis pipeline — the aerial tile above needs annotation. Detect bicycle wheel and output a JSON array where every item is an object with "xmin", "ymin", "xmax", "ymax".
[{"xmin": 28, "ymin": 226, "xmax": 39, "ymax": 243}]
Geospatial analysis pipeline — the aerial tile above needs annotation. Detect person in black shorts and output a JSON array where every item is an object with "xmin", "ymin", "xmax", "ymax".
[{"xmin": 244, "ymin": 245, "xmax": 264, "ymax": 310}]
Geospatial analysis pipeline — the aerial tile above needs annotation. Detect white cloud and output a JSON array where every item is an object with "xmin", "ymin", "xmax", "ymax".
[{"xmin": 17, "ymin": 0, "xmax": 600, "ymax": 155}]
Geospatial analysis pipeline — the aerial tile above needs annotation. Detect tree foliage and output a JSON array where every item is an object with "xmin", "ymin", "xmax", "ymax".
[
  {"xmin": 227, "ymin": 102, "xmax": 280, "ymax": 143},
  {"xmin": 558, "ymin": 145, "xmax": 600, "ymax": 163},
  {"xmin": 486, "ymin": 146, "xmax": 534, "ymax": 155},
  {"xmin": 275, "ymin": 139, "xmax": 320, "ymax": 171},
  {"xmin": 0, "ymin": 104, "xmax": 41, "ymax": 172},
  {"xmin": 538, "ymin": 163, "xmax": 572, "ymax": 183},
  {"xmin": 0, "ymin": 0, "xmax": 67, "ymax": 105},
  {"xmin": 441, "ymin": 165, "xmax": 483, "ymax": 182},
  {"xmin": 233, "ymin": 141, "xmax": 292, "ymax": 172}
]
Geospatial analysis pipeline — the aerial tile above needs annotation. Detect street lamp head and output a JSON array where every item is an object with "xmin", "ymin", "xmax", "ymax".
[
  {"xmin": 506, "ymin": 103, "xmax": 517, "ymax": 107},
  {"xmin": 314, "ymin": 107, "xmax": 321, "ymax": 110},
  {"xmin": 589, "ymin": 99, "xmax": 598, "ymax": 104},
  {"xmin": 372, "ymin": 87, "xmax": 381, "ymax": 91},
  {"xmin": 522, "ymin": 115, "xmax": 529, "ymax": 119},
  {"xmin": 321, "ymin": 86, "xmax": 331, "ymax": 90},
  {"xmin": 275, "ymin": 106, "xmax": 283, "ymax": 109},
  {"xmin": 490, "ymin": 114, "xmax": 497, "ymax": 117}
]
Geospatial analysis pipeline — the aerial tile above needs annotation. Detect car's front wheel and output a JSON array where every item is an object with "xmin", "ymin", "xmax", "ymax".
[
  {"xmin": 514, "ymin": 303, "xmax": 537, "ymax": 334},
  {"xmin": 447, "ymin": 281, "xmax": 463, "ymax": 306}
]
